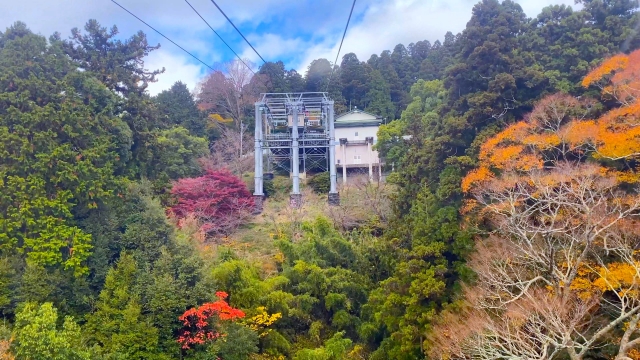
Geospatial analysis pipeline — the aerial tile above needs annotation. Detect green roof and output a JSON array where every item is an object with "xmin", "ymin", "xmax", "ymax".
[
  {"xmin": 335, "ymin": 109, "xmax": 381, "ymax": 127},
  {"xmin": 335, "ymin": 120, "xmax": 381, "ymax": 128}
]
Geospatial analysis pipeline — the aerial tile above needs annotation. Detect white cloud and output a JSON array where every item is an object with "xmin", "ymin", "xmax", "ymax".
[
  {"xmin": 240, "ymin": 33, "xmax": 306, "ymax": 65},
  {"xmin": 295, "ymin": 0, "xmax": 577, "ymax": 74},
  {"xmin": 515, "ymin": 0, "xmax": 579, "ymax": 19},
  {"xmin": 145, "ymin": 49, "xmax": 208, "ymax": 95},
  {"xmin": 0, "ymin": 0, "xmax": 296, "ymax": 94},
  {"xmin": 1, "ymin": 0, "xmax": 586, "ymax": 89}
]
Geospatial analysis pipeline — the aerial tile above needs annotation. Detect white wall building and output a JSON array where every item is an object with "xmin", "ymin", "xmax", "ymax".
[{"xmin": 334, "ymin": 108, "xmax": 383, "ymax": 183}]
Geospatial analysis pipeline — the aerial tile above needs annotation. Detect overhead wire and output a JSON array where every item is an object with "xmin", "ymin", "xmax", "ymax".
[
  {"xmin": 110, "ymin": 0, "xmax": 217, "ymax": 72},
  {"xmin": 209, "ymin": 0, "xmax": 267, "ymax": 64},
  {"xmin": 325, "ymin": 0, "xmax": 357, "ymax": 93},
  {"xmin": 183, "ymin": 0, "xmax": 255, "ymax": 74}
]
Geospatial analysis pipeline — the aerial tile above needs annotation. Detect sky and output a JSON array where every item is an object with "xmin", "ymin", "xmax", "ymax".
[{"xmin": 1, "ymin": 0, "xmax": 576, "ymax": 95}]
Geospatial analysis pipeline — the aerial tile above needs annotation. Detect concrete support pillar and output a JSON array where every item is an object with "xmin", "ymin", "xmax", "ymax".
[
  {"xmin": 290, "ymin": 102, "xmax": 301, "ymax": 208},
  {"xmin": 342, "ymin": 145, "xmax": 347, "ymax": 185},
  {"xmin": 253, "ymin": 103, "xmax": 264, "ymax": 214},
  {"xmin": 368, "ymin": 142, "xmax": 373, "ymax": 182},
  {"xmin": 327, "ymin": 101, "xmax": 339, "ymax": 206},
  {"xmin": 378, "ymin": 161, "xmax": 382, "ymax": 182}
]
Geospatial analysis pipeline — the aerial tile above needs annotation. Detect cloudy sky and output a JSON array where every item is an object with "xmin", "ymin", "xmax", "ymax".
[{"xmin": 2, "ymin": 0, "xmax": 575, "ymax": 95}]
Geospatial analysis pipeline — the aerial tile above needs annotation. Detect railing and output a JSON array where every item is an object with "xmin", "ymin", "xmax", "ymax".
[
  {"xmin": 338, "ymin": 137, "xmax": 375, "ymax": 146},
  {"xmin": 265, "ymin": 133, "xmax": 291, "ymax": 140},
  {"xmin": 302, "ymin": 132, "xmax": 328, "ymax": 139}
]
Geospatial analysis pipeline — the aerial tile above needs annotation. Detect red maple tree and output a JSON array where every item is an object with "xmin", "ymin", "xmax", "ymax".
[
  {"xmin": 169, "ymin": 169, "xmax": 254, "ymax": 236},
  {"xmin": 177, "ymin": 291, "xmax": 246, "ymax": 350}
]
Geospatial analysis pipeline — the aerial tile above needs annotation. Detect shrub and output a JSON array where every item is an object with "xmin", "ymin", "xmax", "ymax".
[
  {"xmin": 169, "ymin": 169, "xmax": 254, "ymax": 236},
  {"xmin": 307, "ymin": 172, "xmax": 330, "ymax": 194},
  {"xmin": 263, "ymin": 179, "xmax": 275, "ymax": 198}
]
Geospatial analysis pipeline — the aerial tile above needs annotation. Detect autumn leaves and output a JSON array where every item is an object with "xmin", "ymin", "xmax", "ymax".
[
  {"xmin": 442, "ymin": 50, "xmax": 640, "ymax": 359},
  {"xmin": 463, "ymin": 49, "xmax": 640, "ymax": 194}
]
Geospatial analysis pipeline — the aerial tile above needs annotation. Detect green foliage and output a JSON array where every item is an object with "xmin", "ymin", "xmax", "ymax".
[
  {"xmin": 149, "ymin": 126, "xmax": 208, "ymax": 181},
  {"xmin": 139, "ymin": 231, "xmax": 214, "ymax": 355},
  {"xmin": 2, "ymin": 1, "xmax": 640, "ymax": 358},
  {"xmin": 0, "ymin": 259, "xmax": 13, "ymax": 316},
  {"xmin": 61, "ymin": 20, "xmax": 162, "ymax": 96},
  {"xmin": 261, "ymin": 330, "xmax": 291, "ymax": 357},
  {"xmin": 154, "ymin": 81, "xmax": 207, "ymax": 137},
  {"xmin": 293, "ymin": 332, "xmax": 352, "ymax": 360},
  {"xmin": 118, "ymin": 182, "xmax": 175, "ymax": 264},
  {"xmin": 16, "ymin": 262, "xmax": 92, "ymax": 319},
  {"xmin": 273, "ymin": 218, "xmax": 373, "ymax": 342},
  {"xmin": 13, "ymin": 302, "xmax": 92, "ymax": 360},
  {"xmin": 208, "ymin": 322, "xmax": 259, "ymax": 360},
  {"xmin": 365, "ymin": 69, "xmax": 395, "ymax": 120},
  {"xmin": 212, "ymin": 260, "xmax": 265, "ymax": 310},
  {"xmin": 375, "ymin": 79, "xmax": 444, "ymax": 167},
  {"xmin": 85, "ymin": 254, "xmax": 162, "ymax": 359},
  {"xmin": 258, "ymin": 61, "xmax": 306, "ymax": 93},
  {"xmin": 61, "ymin": 20, "xmax": 172, "ymax": 181},
  {"xmin": 263, "ymin": 179, "xmax": 276, "ymax": 198},
  {"xmin": 0, "ymin": 23, "xmax": 123, "ymax": 275},
  {"xmin": 307, "ymin": 172, "xmax": 331, "ymax": 194},
  {"xmin": 340, "ymin": 53, "xmax": 369, "ymax": 110}
]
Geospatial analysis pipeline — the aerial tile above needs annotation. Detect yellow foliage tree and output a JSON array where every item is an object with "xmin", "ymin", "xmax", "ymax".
[
  {"xmin": 208, "ymin": 113, "xmax": 234, "ymax": 125},
  {"xmin": 244, "ymin": 306, "xmax": 282, "ymax": 338}
]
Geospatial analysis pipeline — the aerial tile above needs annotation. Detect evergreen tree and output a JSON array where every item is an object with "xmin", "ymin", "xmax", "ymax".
[
  {"xmin": 0, "ymin": 22, "xmax": 124, "ymax": 274},
  {"xmin": 86, "ymin": 253, "xmax": 163, "ymax": 359},
  {"xmin": 410, "ymin": 40, "xmax": 431, "ymax": 63},
  {"xmin": 577, "ymin": 0, "xmax": 640, "ymax": 49},
  {"xmin": 286, "ymin": 69, "xmax": 306, "ymax": 92},
  {"xmin": 340, "ymin": 53, "xmax": 369, "ymax": 109},
  {"xmin": 61, "ymin": 20, "xmax": 163, "ymax": 96},
  {"xmin": 154, "ymin": 81, "xmax": 207, "ymax": 137},
  {"xmin": 418, "ymin": 39, "xmax": 455, "ymax": 81},
  {"xmin": 305, "ymin": 58, "xmax": 333, "ymax": 92},
  {"xmin": 364, "ymin": 70, "xmax": 395, "ymax": 120},
  {"xmin": 390, "ymin": 44, "xmax": 416, "ymax": 90},
  {"xmin": 373, "ymin": 51, "xmax": 406, "ymax": 118},
  {"xmin": 61, "ymin": 20, "xmax": 165, "ymax": 179},
  {"xmin": 148, "ymin": 126, "xmax": 208, "ymax": 181},
  {"xmin": 258, "ymin": 61, "xmax": 289, "ymax": 93}
]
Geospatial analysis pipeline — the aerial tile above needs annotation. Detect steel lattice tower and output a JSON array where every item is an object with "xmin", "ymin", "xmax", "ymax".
[{"xmin": 253, "ymin": 92, "xmax": 339, "ymax": 211}]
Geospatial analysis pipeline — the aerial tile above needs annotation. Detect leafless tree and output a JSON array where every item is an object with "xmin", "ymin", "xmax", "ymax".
[
  {"xmin": 443, "ymin": 163, "xmax": 640, "ymax": 360},
  {"xmin": 201, "ymin": 125, "xmax": 254, "ymax": 176},
  {"xmin": 196, "ymin": 59, "xmax": 266, "ymax": 156},
  {"xmin": 326, "ymin": 174, "xmax": 392, "ymax": 231}
]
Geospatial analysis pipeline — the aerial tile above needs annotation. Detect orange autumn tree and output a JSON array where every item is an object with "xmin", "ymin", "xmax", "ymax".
[
  {"xmin": 579, "ymin": 49, "xmax": 640, "ymax": 179},
  {"xmin": 433, "ymin": 51, "xmax": 640, "ymax": 360},
  {"xmin": 177, "ymin": 291, "xmax": 245, "ymax": 350}
]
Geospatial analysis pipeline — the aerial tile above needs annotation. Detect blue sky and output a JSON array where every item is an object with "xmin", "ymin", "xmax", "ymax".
[{"xmin": 2, "ymin": 0, "xmax": 574, "ymax": 95}]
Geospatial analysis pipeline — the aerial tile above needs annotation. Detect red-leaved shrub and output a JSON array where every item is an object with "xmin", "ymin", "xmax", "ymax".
[{"xmin": 169, "ymin": 169, "xmax": 254, "ymax": 236}]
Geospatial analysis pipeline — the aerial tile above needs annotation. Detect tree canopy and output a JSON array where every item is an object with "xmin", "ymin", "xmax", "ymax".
[{"xmin": 1, "ymin": 0, "xmax": 640, "ymax": 358}]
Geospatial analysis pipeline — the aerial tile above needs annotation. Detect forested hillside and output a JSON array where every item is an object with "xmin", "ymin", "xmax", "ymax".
[{"xmin": 0, "ymin": 0, "xmax": 639, "ymax": 359}]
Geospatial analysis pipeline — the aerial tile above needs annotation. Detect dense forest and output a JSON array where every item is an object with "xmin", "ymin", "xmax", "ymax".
[{"xmin": 1, "ymin": 0, "xmax": 640, "ymax": 358}]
